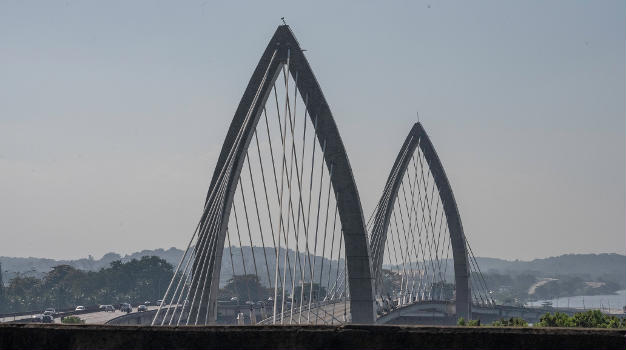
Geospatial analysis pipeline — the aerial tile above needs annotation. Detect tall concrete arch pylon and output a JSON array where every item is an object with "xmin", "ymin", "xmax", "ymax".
[
  {"xmin": 154, "ymin": 25, "xmax": 375, "ymax": 325},
  {"xmin": 369, "ymin": 122, "xmax": 471, "ymax": 320}
]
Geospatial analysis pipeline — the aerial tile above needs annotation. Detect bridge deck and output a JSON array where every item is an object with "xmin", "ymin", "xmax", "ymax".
[{"xmin": 1, "ymin": 306, "xmax": 159, "ymax": 325}]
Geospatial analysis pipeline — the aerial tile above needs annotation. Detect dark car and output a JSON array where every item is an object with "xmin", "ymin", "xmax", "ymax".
[
  {"xmin": 32, "ymin": 314, "xmax": 53, "ymax": 323},
  {"xmin": 120, "ymin": 303, "xmax": 132, "ymax": 313},
  {"xmin": 137, "ymin": 305, "xmax": 147, "ymax": 312}
]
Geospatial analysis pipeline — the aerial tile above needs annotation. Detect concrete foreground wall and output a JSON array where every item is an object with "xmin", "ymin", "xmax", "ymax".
[{"xmin": 1, "ymin": 324, "xmax": 624, "ymax": 350}]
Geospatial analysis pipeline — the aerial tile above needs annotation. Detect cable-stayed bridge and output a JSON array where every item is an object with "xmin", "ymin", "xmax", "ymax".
[{"xmin": 150, "ymin": 24, "xmax": 496, "ymax": 326}]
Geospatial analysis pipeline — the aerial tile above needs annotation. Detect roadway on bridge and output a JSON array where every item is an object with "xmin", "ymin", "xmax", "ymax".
[
  {"xmin": 259, "ymin": 302, "xmax": 350, "ymax": 325},
  {"xmin": 56, "ymin": 306, "xmax": 159, "ymax": 324},
  {"xmin": 0, "ymin": 306, "xmax": 159, "ymax": 325}
]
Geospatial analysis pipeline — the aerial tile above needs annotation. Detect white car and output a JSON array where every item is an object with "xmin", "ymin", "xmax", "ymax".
[
  {"xmin": 75, "ymin": 306, "xmax": 85, "ymax": 311},
  {"xmin": 100, "ymin": 304, "xmax": 115, "ymax": 312}
]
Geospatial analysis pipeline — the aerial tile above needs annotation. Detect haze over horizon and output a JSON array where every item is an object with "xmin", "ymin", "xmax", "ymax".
[
  {"xmin": 1, "ymin": 1, "xmax": 624, "ymax": 261},
  {"xmin": 2, "ymin": 246, "xmax": 625, "ymax": 264}
]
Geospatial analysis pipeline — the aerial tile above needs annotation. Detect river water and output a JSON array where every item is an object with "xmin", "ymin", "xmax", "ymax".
[{"xmin": 527, "ymin": 289, "xmax": 626, "ymax": 313}]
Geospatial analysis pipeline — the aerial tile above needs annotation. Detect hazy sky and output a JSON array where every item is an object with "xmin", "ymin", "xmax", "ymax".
[{"xmin": 1, "ymin": 1, "xmax": 624, "ymax": 260}]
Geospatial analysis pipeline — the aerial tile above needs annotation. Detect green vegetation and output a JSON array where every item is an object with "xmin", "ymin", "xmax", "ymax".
[
  {"xmin": 0, "ymin": 256, "xmax": 173, "ymax": 313},
  {"xmin": 61, "ymin": 316, "xmax": 84, "ymax": 324},
  {"xmin": 490, "ymin": 317, "xmax": 528, "ymax": 327},
  {"xmin": 4, "ymin": 252, "xmax": 623, "ymax": 308},
  {"xmin": 537, "ymin": 310, "xmax": 626, "ymax": 328},
  {"xmin": 458, "ymin": 311, "xmax": 625, "ymax": 328},
  {"xmin": 467, "ymin": 319, "xmax": 481, "ymax": 326},
  {"xmin": 218, "ymin": 274, "xmax": 270, "ymax": 302},
  {"xmin": 457, "ymin": 317, "xmax": 480, "ymax": 326}
]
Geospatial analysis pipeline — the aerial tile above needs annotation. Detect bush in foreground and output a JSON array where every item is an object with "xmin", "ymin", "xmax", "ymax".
[
  {"xmin": 61, "ymin": 316, "xmax": 84, "ymax": 324},
  {"xmin": 490, "ymin": 317, "xmax": 528, "ymax": 327},
  {"xmin": 537, "ymin": 310, "xmax": 626, "ymax": 328},
  {"xmin": 457, "ymin": 317, "xmax": 480, "ymax": 326},
  {"xmin": 460, "ymin": 311, "xmax": 625, "ymax": 329}
]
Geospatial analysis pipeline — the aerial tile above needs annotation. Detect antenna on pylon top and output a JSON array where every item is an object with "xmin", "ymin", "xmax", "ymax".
[
  {"xmin": 281, "ymin": 17, "xmax": 287, "ymax": 25},
  {"xmin": 417, "ymin": 111, "xmax": 420, "ymax": 123}
]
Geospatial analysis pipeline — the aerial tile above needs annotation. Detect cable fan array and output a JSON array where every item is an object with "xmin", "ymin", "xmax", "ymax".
[
  {"xmin": 153, "ymin": 50, "xmax": 350, "ymax": 326},
  {"xmin": 368, "ymin": 131, "xmax": 495, "ymax": 315},
  {"xmin": 152, "ymin": 25, "xmax": 493, "ymax": 326}
]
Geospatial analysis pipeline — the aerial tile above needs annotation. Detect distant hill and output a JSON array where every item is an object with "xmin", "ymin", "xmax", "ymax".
[
  {"xmin": 0, "ymin": 248, "xmax": 184, "ymax": 281},
  {"xmin": 0, "ymin": 247, "xmax": 344, "ymax": 290},
  {"xmin": 476, "ymin": 254, "xmax": 626, "ymax": 285},
  {"xmin": 2, "ymin": 250, "xmax": 624, "ymax": 287}
]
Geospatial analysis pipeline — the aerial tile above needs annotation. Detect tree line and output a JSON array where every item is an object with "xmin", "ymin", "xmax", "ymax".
[
  {"xmin": 0, "ymin": 258, "xmax": 328, "ymax": 314},
  {"xmin": 0, "ymin": 256, "xmax": 173, "ymax": 313}
]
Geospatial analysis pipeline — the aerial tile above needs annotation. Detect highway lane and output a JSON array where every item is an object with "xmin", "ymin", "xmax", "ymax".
[
  {"xmin": 259, "ymin": 301, "xmax": 350, "ymax": 325},
  {"xmin": 56, "ymin": 306, "xmax": 159, "ymax": 324},
  {"xmin": 0, "ymin": 313, "xmax": 40, "ymax": 323},
  {"xmin": 0, "ymin": 306, "xmax": 159, "ymax": 325}
]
